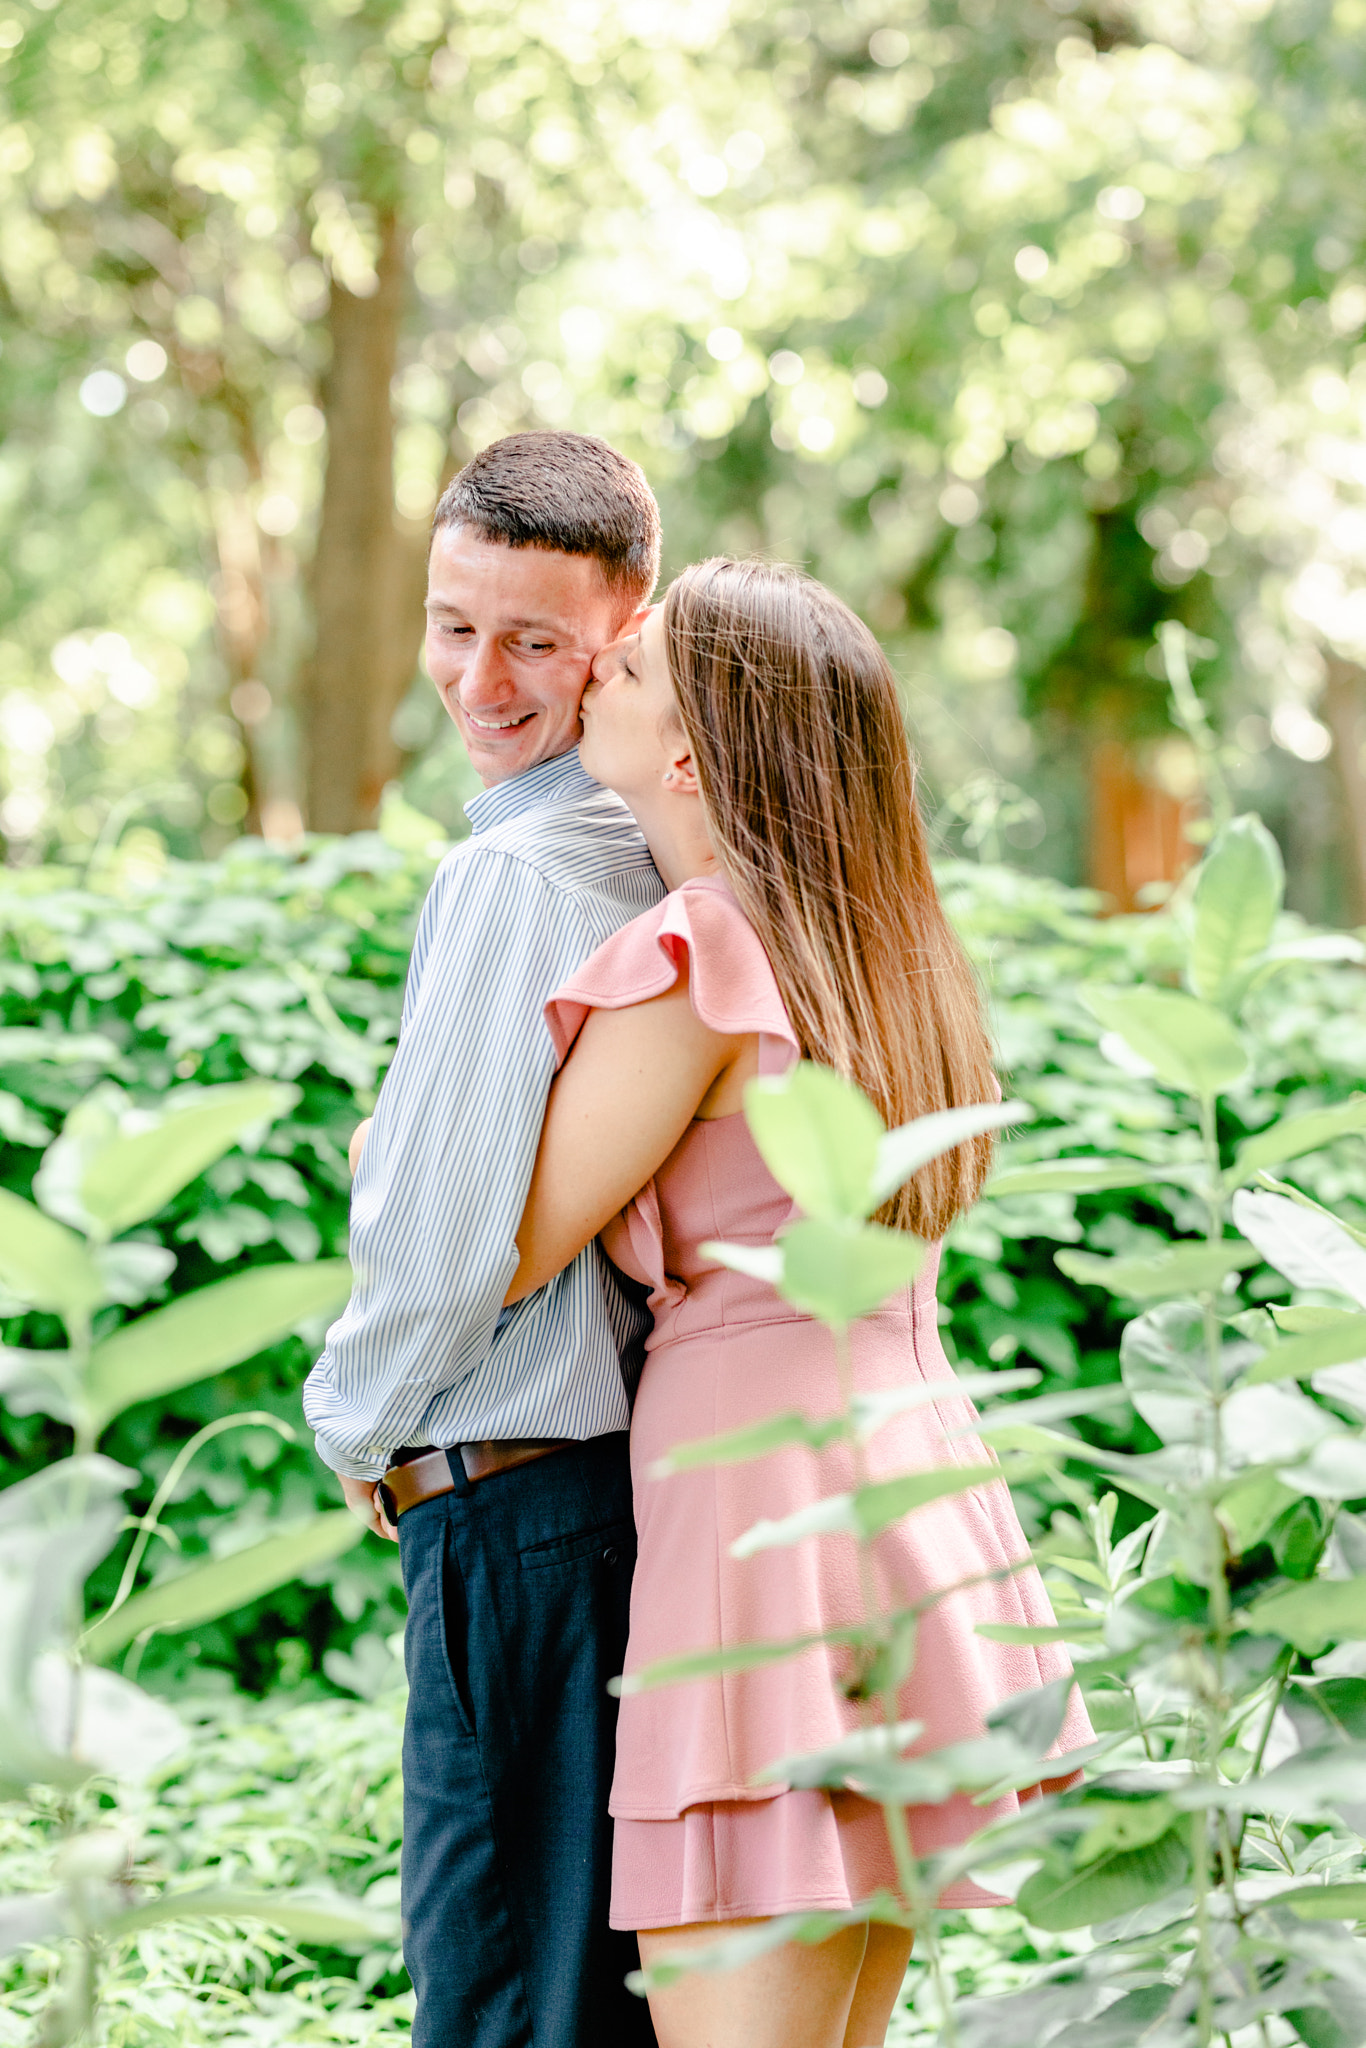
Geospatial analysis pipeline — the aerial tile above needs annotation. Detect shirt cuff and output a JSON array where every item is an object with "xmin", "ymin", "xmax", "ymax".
[{"xmin": 312, "ymin": 1431, "xmax": 389, "ymax": 1482}]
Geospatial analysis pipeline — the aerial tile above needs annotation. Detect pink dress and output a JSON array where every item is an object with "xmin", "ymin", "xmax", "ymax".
[{"xmin": 546, "ymin": 876, "xmax": 1092, "ymax": 1931}]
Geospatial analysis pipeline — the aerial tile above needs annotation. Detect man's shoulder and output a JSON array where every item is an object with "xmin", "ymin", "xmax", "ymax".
[{"xmin": 443, "ymin": 783, "xmax": 655, "ymax": 898}]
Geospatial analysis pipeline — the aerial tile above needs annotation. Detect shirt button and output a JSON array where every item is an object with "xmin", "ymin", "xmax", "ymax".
[{"xmin": 602, "ymin": 1546, "xmax": 620, "ymax": 1567}]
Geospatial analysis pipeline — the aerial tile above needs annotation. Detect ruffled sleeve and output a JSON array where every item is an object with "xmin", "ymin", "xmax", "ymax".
[{"xmin": 545, "ymin": 874, "xmax": 800, "ymax": 1078}]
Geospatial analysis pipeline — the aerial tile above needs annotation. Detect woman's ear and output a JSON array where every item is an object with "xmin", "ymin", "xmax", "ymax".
[{"xmin": 662, "ymin": 739, "xmax": 700, "ymax": 794}]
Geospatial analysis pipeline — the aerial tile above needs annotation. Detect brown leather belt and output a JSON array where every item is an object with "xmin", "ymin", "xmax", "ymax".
[{"xmin": 379, "ymin": 1439, "xmax": 572, "ymax": 1517}]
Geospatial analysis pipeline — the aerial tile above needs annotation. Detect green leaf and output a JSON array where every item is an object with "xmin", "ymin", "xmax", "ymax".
[
  {"xmin": 39, "ymin": 1082, "xmax": 298, "ymax": 1241},
  {"xmin": 1271, "ymin": 1305, "xmax": 1362, "ymax": 1334},
  {"xmin": 773, "ymin": 1215, "xmax": 923, "ymax": 1327},
  {"xmin": 0, "ymin": 1027, "xmax": 119, "ymax": 1067},
  {"xmin": 0, "ymin": 1188, "xmax": 104, "ymax": 1322},
  {"xmin": 699, "ymin": 1239, "xmax": 784, "ymax": 1286},
  {"xmin": 1232, "ymin": 1098, "xmax": 1366, "ymax": 1183},
  {"xmin": 106, "ymin": 1886, "xmax": 390, "ymax": 1945},
  {"xmin": 1074, "ymin": 1795, "xmax": 1179, "ymax": 1865},
  {"xmin": 1055, "ymin": 1239, "xmax": 1257, "ymax": 1301},
  {"xmin": 1233, "ymin": 1189, "xmax": 1366, "ymax": 1308},
  {"xmin": 0, "ymin": 1346, "xmax": 77, "ymax": 1425},
  {"xmin": 629, "ymin": 1898, "xmax": 911, "ymax": 1993},
  {"xmin": 612, "ymin": 1624, "xmax": 873, "ymax": 1696},
  {"xmin": 83, "ymin": 1512, "xmax": 364, "ymax": 1662},
  {"xmin": 752, "ymin": 1718, "xmax": 925, "ymax": 1790},
  {"xmin": 1243, "ymin": 1578, "xmax": 1366, "ymax": 1655},
  {"xmin": 1188, "ymin": 813, "xmax": 1284, "ymax": 1006},
  {"xmin": 649, "ymin": 1408, "xmax": 850, "ymax": 1476},
  {"xmin": 1244, "ymin": 1314, "xmax": 1366, "ymax": 1386},
  {"xmin": 986, "ymin": 1156, "xmax": 1192, "ymax": 1198},
  {"xmin": 1083, "ymin": 987, "xmax": 1249, "ymax": 1097},
  {"xmin": 1015, "ymin": 1826, "xmax": 1190, "ymax": 1931},
  {"xmin": 743, "ymin": 1063, "xmax": 882, "ymax": 1222},
  {"xmin": 869, "ymin": 1099, "xmax": 1029, "ymax": 1209},
  {"xmin": 731, "ymin": 1462, "xmax": 998, "ymax": 1558},
  {"xmin": 977, "ymin": 1621, "xmax": 1103, "ymax": 1645},
  {"xmin": 84, "ymin": 1258, "xmax": 353, "ymax": 1433},
  {"xmin": 1281, "ymin": 1883, "xmax": 1366, "ymax": 1921},
  {"xmin": 1217, "ymin": 1468, "xmax": 1300, "ymax": 1553}
]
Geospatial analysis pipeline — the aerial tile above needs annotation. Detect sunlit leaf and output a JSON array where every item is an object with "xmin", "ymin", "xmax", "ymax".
[
  {"xmin": 0, "ymin": 1189, "xmax": 103, "ymax": 1322},
  {"xmin": 977, "ymin": 1621, "xmax": 1103, "ymax": 1645},
  {"xmin": 1055, "ymin": 1240, "xmax": 1257, "ymax": 1300},
  {"xmin": 37, "ymin": 1082, "xmax": 298, "ymax": 1241},
  {"xmin": 869, "ymin": 1100, "xmax": 1028, "ymax": 1209},
  {"xmin": 1243, "ymin": 1314, "xmax": 1366, "ymax": 1386},
  {"xmin": 0, "ymin": 1346, "xmax": 77, "ymax": 1425},
  {"xmin": 1232, "ymin": 1097, "xmax": 1366, "ymax": 1182},
  {"xmin": 743, "ymin": 1063, "xmax": 882, "ymax": 1222},
  {"xmin": 650, "ymin": 1408, "xmax": 849, "ymax": 1476},
  {"xmin": 1015, "ymin": 1826, "xmax": 1190, "ymax": 1930},
  {"xmin": 629, "ymin": 1897, "xmax": 911, "ymax": 1993},
  {"xmin": 611, "ymin": 1623, "xmax": 874, "ymax": 1696},
  {"xmin": 772, "ymin": 1215, "xmax": 922, "ymax": 1327},
  {"xmin": 107, "ymin": 1885, "xmax": 391, "ymax": 1945},
  {"xmin": 731, "ymin": 1462, "xmax": 998, "ymax": 1557},
  {"xmin": 985, "ymin": 1155, "xmax": 1192, "ymax": 1197},
  {"xmin": 83, "ymin": 1511, "xmax": 363, "ymax": 1662},
  {"xmin": 1233, "ymin": 1189, "xmax": 1366, "ymax": 1309},
  {"xmin": 699, "ymin": 1239, "xmax": 784, "ymax": 1285},
  {"xmin": 84, "ymin": 1258, "xmax": 353, "ymax": 1433},
  {"xmin": 1280, "ymin": 1883, "xmax": 1366, "ymax": 1920},
  {"xmin": 1243, "ymin": 1579, "xmax": 1366, "ymax": 1655},
  {"xmin": 1082, "ymin": 987, "xmax": 1249, "ymax": 1097},
  {"xmin": 1187, "ymin": 813, "xmax": 1283, "ymax": 1006}
]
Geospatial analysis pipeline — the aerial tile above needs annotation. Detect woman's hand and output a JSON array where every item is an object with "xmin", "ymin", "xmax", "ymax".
[{"xmin": 348, "ymin": 1117, "xmax": 373, "ymax": 1176}]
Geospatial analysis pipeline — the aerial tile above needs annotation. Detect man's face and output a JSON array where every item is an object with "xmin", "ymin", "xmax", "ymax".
[{"xmin": 424, "ymin": 525, "xmax": 625, "ymax": 786}]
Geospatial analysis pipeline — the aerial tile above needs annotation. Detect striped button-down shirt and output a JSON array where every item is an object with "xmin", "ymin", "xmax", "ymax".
[{"xmin": 304, "ymin": 749, "xmax": 665, "ymax": 1480}]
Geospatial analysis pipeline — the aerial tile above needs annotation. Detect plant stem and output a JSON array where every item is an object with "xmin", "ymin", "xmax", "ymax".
[
  {"xmin": 831, "ymin": 1321, "xmax": 960, "ymax": 2048},
  {"xmin": 94, "ymin": 1411, "xmax": 293, "ymax": 1633}
]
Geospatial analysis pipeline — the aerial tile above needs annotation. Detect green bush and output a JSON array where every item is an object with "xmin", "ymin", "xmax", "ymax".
[
  {"xmin": 0, "ymin": 1676, "xmax": 411, "ymax": 2045},
  {"xmin": 3, "ymin": 825, "xmax": 1362, "ymax": 1688},
  {"xmin": 0, "ymin": 811, "xmax": 447, "ymax": 1693}
]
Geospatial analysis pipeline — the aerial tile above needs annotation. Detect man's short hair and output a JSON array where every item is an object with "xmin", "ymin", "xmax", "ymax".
[{"xmin": 433, "ymin": 431, "xmax": 661, "ymax": 616}]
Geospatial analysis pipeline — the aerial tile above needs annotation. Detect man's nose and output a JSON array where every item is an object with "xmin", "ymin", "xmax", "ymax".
[{"xmin": 459, "ymin": 636, "xmax": 514, "ymax": 706}]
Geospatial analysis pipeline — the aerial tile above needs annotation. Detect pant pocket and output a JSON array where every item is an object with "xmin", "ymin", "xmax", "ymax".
[{"xmin": 401, "ymin": 1510, "xmax": 476, "ymax": 1740}]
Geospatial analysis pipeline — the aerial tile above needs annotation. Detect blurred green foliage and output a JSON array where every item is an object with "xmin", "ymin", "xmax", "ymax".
[
  {"xmin": 1, "ymin": 0, "xmax": 1364, "ymax": 909},
  {"xmin": 4, "ymin": 823, "xmax": 1363, "ymax": 1688},
  {"xmin": 0, "ymin": 806, "xmax": 451, "ymax": 1694}
]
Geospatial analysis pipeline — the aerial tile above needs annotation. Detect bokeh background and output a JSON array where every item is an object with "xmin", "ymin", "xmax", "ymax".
[{"xmin": 2, "ymin": 0, "xmax": 1364, "ymax": 917}]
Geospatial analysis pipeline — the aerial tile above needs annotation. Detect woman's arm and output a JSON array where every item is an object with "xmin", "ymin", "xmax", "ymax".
[{"xmin": 507, "ymin": 960, "xmax": 747, "ymax": 1303}]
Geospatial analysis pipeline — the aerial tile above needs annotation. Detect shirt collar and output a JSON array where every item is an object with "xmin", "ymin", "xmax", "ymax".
[{"xmin": 463, "ymin": 748, "xmax": 596, "ymax": 837}]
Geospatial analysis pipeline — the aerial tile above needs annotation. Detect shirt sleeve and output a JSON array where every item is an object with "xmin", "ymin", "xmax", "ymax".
[{"xmin": 303, "ymin": 845, "xmax": 599, "ymax": 1478}]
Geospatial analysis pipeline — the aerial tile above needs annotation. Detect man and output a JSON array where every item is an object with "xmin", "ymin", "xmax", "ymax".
[{"xmin": 303, "ymin": 431, "xmax": 663, "ymax": 2048}]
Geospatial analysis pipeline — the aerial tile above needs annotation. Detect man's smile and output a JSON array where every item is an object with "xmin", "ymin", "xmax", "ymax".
[{"xmin": 462, "ymin": 706, "xmax": 538, "ymax": 731}]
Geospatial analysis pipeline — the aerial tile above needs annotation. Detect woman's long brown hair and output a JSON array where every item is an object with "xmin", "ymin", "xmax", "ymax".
[{"xmin": 663, "ymin": 558, "xmax": 997, "ymax": 1240}]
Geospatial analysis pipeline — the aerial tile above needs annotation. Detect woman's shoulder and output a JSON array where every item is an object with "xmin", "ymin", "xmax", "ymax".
[{"xmin": 545, "ymin": 873, "xmax": 799, "ymax": 1067}]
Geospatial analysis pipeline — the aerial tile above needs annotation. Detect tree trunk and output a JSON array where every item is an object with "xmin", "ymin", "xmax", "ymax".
[
  {"xmin": 1322, "ymin": 654, "xmax": 1366, "ymax": 924},
  {"xmin": 301, "ymin": 212, "xmax": 429, "ymax": 833}
]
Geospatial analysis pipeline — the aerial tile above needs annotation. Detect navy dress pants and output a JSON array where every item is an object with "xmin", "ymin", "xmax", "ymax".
[{"xmin": 397, "ymin": 1431, "xmax": 657, "ymax": 2048}]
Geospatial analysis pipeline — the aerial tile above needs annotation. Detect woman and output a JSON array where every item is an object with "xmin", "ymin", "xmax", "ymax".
[{"xmin": 507, "ymin": 561, "xmax": 1090, "ymax": 2048}]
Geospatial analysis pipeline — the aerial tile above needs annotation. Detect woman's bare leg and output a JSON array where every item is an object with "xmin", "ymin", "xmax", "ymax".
[
  {"xmin": 842, "ymin": 1925, "xmax": 914, "ymax": 2047},
  {"xmin": 637, "ymin": 1918, "xmax": 869, "ymax": 2048}
]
